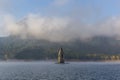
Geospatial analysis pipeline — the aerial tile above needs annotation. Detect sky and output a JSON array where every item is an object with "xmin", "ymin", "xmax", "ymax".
[
  {"xmin": 1, "ymin": 0, "xmax": 120, "ymax": 42},
  {"xmin": 1, "ymin": 0, "xmax": 120, "ymax": 20}
]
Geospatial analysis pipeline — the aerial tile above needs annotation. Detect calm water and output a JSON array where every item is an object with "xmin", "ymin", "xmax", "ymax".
[{"xmin": 0, "ymin": 61, "xmax": 120, "ymax": 80}]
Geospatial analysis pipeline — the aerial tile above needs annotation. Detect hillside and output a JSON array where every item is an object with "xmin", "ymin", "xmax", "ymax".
[{"xmin": 0, "ymin": 36, "xmax": 120, "ymax": 60}]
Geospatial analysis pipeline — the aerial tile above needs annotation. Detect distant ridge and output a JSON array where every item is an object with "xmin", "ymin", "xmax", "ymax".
[{"xmin": 0, "ymin": 36, "xmax": 120, "ymax": 60}]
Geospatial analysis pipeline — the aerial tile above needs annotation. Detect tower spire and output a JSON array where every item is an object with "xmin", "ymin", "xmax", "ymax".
[{"xmin": 58, "ymin": 48, "xmax": 64, "ymax": 63}]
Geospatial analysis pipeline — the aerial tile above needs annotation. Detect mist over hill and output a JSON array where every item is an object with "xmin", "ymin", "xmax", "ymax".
[
  {"xmin": 0, "ymin": 36, "xmax": 120, "ymax": 60},
  {"xmin": 2, "ymin": 11, "xmax": 120, "ymax": 61}
]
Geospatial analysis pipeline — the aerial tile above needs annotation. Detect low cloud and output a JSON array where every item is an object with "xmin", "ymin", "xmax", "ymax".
[
  {"xmin": 3, "ymin": 14, "xmax": 72, "ymax": 42},
  {"xmin": 3, "ymin": 14, "xmax": 120, "ymax": 42}
]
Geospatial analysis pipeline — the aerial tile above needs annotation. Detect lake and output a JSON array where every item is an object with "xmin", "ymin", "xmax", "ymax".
[{"xmin": 0, "ymin": 61, "xmax": 120, "ymax": 80}]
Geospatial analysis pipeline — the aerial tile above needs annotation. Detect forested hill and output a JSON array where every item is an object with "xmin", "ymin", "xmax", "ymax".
[{"xmin": 0, "ymin": 36, "xmax": 120, "ymax": 60}]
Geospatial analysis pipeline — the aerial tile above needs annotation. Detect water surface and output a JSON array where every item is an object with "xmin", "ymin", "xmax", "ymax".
[{"xmin": 0, "ymin": 61, "xmax": 120, "ymax": 80}]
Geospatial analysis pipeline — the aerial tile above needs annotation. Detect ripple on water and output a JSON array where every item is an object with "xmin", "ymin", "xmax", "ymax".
[{"xmin": 0, "ymin": 62, "xmax": 120, "ymax": 80}]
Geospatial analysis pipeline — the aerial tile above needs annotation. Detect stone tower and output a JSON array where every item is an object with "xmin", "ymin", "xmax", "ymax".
[{"xmin": 58, "ymin": 48, "xmax": 64, "ymax": 63}]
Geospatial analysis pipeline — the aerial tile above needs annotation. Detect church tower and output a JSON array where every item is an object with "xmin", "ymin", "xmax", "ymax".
[{"xmin": 58, "ymin": 48, "xmax": 64, "ymax": 63}]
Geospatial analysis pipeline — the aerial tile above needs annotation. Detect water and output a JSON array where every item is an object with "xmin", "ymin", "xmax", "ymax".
[{"xmin": 0, "ymin": 61, "xmax": 120, "ymax": 80}]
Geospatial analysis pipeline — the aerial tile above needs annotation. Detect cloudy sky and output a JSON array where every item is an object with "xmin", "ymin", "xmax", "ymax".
[{"xmin": 0, "ymin": 0, "xmax": 120, "ymax": 42}]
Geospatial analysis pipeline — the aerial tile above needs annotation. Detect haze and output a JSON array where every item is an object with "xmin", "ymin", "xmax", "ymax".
[{"xmin": 0, "ymin": 0, "xmax": 120, "ymax": 42}]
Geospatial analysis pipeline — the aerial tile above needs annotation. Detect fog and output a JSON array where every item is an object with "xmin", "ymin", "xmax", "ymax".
[{"xmin": 2, "ymin": 13, "xmax": 120, "ymax": 42}]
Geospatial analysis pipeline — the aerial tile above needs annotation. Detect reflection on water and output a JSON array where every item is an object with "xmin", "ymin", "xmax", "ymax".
[{"xmin": 0, "ymin": 61, "xmax": 120, "ymax": 80}]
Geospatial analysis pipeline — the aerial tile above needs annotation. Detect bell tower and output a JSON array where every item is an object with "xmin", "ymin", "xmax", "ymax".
[{"xmin": 58, "ymin": 48, "xmax": 64, "ymax": 63}]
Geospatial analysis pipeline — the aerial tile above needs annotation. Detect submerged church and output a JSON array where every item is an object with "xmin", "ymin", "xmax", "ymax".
[{"xmin": 58, "ymin": 48, "xmax": 65, "ymax": 63}]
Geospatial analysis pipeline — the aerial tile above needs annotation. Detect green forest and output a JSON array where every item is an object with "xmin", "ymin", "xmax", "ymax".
[{"xmin": 1, "ymin": 36, "xmax": 120, "ymax": 61}]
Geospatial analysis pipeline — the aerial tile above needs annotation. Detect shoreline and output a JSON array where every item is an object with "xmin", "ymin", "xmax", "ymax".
[{"xmin": 1, "ymin": 59, "xmax": 120, "ymax": 62}]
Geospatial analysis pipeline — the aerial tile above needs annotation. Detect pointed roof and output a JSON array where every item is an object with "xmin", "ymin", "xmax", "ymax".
[{"xmin": 59, "ymin": 48, "xmax": 64, "ymax": 54}]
